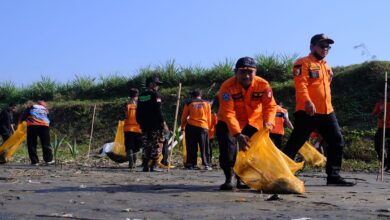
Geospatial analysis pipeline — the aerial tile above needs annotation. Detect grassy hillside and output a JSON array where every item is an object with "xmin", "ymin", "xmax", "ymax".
[{"xmin": 1, "ymin": 58, "xmax": 390, "ymax": 163}]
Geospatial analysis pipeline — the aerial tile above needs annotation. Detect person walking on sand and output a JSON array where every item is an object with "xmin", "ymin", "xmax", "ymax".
[
  {"xmin": 269, "ymin": 101, "xmax": 294, "ymax": 149},
  {"xmin": 181, "ymin": 89, "xmax": 212, "ymax": 170},
  {"xmin": 136, "ymin": 75, "xmax": 169, "ymax": 172},
  {"xmin": 216, "ymin": 56, "xmax": 277, "ymax": 190},
  {"xmin": 20, "ymin": 100, "xmax": 54, "ymax": 166},
  {"xmin": 372, "ymin": 97, "xmax": 390, "ymax": 172},
  {"xmin": 283, "ymin": 34, "xmax": 355, "ymax": 186},
  {"xmin": 121, "ymin": 88, "xmax": 142, "ymax": 169}
]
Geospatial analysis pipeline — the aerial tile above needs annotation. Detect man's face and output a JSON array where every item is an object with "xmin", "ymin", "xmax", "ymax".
[
  {"xmin": 10, "ymin": 106, "xmax": 17, "ymax": 112},
  {"xmin": 311, "ymin": 41, "xmax": 331, "ymax": 59},
  {"xmin": 235, "ymin": 68, "xmax": 256, "ymax": 88}
]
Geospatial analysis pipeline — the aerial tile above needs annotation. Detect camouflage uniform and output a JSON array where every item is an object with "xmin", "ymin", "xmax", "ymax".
[
  {"xmin": 136, "ymin": 76, "xmax": 166, "ymax": 171},
  {"xmin": 141, "ymin": 130, "xmax": 164, "ymax": 161}
]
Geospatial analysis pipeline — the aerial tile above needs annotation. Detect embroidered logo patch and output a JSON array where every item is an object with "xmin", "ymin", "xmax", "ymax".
[
  {"xmin": 222, "ymin": 93, "xmax": 230, "ymax": 101},
  {"xmin": 293, "ymin": 64, "xmax": 302, "ymax": 76},
  {"xmin": 309, "ymin": 71, "xmax": 319, "ymax": 79}
]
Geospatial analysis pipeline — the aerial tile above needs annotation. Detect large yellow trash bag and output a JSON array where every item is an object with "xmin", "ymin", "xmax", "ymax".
[
  {"xmin": 102, "ymin": 120, "xmax": 128, "ymax": 163},
  {"xmin": 0, "ymin": 122, "xmax": 27, "ymax": 163},
  {"xmin": 234, "ymin": 129, "xmax": 305, "ymax": 194},
  {"xmin": 298, "ymin": 141, "xmax": 326, "ymax": 168},
  {"xmin": 112, "ymin": 120, "xmax": 126, "ymax": 157}
]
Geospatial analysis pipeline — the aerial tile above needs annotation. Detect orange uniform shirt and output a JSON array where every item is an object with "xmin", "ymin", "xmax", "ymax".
[
  {"xmin": 293, "ymin": 53, "xmax": 334, "ymax": 114},
  {"xmin": 124, "ymin": 103, "xmax": 141, "ymax": 133},
  {"xmin": 271, "ymin": 105, "xmax": 288, "ymax": 135},
  {"xmin": 181, "ymin": 99, "xmax": 211, "ymax": 130},
  {"xmin": 217, "ymin": 76, "xmax": 277, "ymax": 136},
  {"xmin": 208, "ymin": 112, "xmax": 218, "ymax": 139},
  {"xmin": 372, "ymin": 101, "xmax": 390, "ymax": 128}
]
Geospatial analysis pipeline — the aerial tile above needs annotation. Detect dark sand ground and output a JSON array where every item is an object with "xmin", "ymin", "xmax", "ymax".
[{"xmin": 1, "ymin": 163, "xmax": 389, "ymax": 220}]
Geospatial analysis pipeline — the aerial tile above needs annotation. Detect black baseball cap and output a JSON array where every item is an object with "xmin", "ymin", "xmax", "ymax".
[
  {"xmin": 145, "ymin": 75, "xmax": 163, "ymax": 85},
  {"xmin": 310, "ymin": 34, "xmax": 334, "ymax": 45},
  {"xmin": 235, "ymin": 57, "xmax": 257, "ymax": 70},
  {"xmin": 129, "ymin": 88, "xmax": 139, "ymax": 98}
]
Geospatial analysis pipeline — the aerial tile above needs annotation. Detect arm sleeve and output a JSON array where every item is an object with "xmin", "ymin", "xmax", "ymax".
[
  {"xmin": 206, "ymin": 102, "xmax": 212, "ymax": 130},
  {"xmin": 294, "ymin": 60, "xmax": 312, "ymax": 103},
  {"xmin": 261, "ymin": 87, "xmax": 277, "ymax": 125},
  {"xmin": 181, "ymin": 104, "xmax": 189, "ymax": 130},
  {"xmin": 136, "ymin": 102, "xmax": 143, "ymax": 126},
  {"xmin": 218, "ymin": 86, "xmax": 241, "ymax": 135},
  {"xmin": 154, "ymin": 93, "xmax": 165, "ymax": 128}
]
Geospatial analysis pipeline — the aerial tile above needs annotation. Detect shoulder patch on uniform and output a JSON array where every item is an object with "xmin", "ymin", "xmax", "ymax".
[
  {"xmin": 222, "ymin": 92, "xmax": 230, "ymax": 101},
  {"xmin": 139, "ymin": 95, "xmax": 151, "ymax": 102},
  {"xmin": 293, "ymin": 64, "xmax": 302, "ymax": 76},
  {"xmin": 266, "ymin": 89, "xmax": 272, "ymax": 98}
]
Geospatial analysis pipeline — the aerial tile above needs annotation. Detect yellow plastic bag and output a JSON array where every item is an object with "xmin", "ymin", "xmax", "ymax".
[
  {"xmin": 182, "ymin": 136, "xmax": 187, "ymax": 165},
  {"xmin": 103, "ymin": 120, "xmax": 128, "ymax": 163},
  {"xmin": 111, "ymin": 120, "xmax": 126, "ymax": 157},
  {"xmin": 234, "ymin": 129, "xmax": 305, "ymax": 194},
  {"xmin": 298, "ymin": 141, "xmax": 326, "ymax": 168},
  {"xmin": 0, "ymin": 122, "xmax": 27, "ymax": 163}
]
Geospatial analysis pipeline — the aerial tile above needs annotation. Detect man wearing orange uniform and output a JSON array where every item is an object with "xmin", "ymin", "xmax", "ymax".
[
  {"xmin": 216, "ymin": 57, "xmax": 277, "ymax": 190},
  {"xmin": 372, "ymin": 98, "xmax": 390, "ymax": 172},
  {"xmin": 181, "ymin": 89, "xmax": 212, "ymax": 170},
  {"xmin": 122, "ymin": 88, "xmax": 142, "ymax": 169},
  {"xmin": 270, "ymin": 102, "xmax": 293, "ymax": 149},
  {"xmin": 283, "ymin": 34, "xmax": 355, "ymax": 186}
]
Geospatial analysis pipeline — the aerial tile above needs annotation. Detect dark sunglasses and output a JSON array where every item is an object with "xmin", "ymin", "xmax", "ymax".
[{"xmin": 318, "ymin": 44, "xmax": 331, "ymax": 49}]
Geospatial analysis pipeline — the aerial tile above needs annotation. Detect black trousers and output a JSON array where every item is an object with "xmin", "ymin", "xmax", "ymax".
[
  {"xmin": 27, "ymin": 125, "xmax": 53, "ymax": 164},
  {"xmin": 374, "ymin": 128, "xmax": 390, "ymax": 168},
  {"xmin": 1, "ymin": 133, "xmax": 11, "ymax": 143},
  {"xmin": 0, "ymin": 127, "xmax": 12, "ymax": 142},
  {"xmin": 270, "ymin": 133, "xmax": 283, "ymax": 149},
  {"xmin": 185, "ymin": 124, "xmax": 210, "ymax": 167},
  {"xmin": 283, "ymin": 111, "xmax": 344, "ymax": 178},
  {"xmin": 216, "ymin": 121, "xmax": 257, "ymax": 171},
  {"xmin": 124, "ymin": 131, "xmax": 142, "ymax": 153}
]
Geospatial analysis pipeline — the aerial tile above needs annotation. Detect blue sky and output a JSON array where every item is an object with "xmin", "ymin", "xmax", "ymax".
[{"xmin": 1, "ymin": 0, "xmax": 389, "ymax": 87}]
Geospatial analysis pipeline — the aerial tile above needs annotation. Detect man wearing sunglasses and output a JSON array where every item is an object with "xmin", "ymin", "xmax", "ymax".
[{"xmin": 283, "ymin": 34, "xmax": 355, "ymax": 186}]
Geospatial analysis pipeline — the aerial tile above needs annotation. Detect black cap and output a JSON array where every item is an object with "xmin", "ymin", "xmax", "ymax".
[
  {"xmin": 145, "ymin": 75, "xmax": 163, "ymax": 85},
  {"xmin": 129, "ymin": 88, "xmax": 139, "ymax": 98},
  {"xmin": 235, "ymin": 57, "xmax": 257, "ymax": 70},
  {"xmin": 310, "ymin": 34, "xmax": 334, "ymax": 45}
]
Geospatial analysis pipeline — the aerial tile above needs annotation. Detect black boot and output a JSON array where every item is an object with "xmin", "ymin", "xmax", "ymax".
[
  {"xmin": 236, "ymin": 176, "xmax": 250, "ymax": 189},
  {"xmin": 150, "ymin": 160, "xmax": 163, "ymax": 172},
  {"xmin": 142, "ymin": 159, "xmax": 149, "ymax": 172},
  {"xmin": 219, "ymin": 168, "xmax": 233, "ymax": 191}
]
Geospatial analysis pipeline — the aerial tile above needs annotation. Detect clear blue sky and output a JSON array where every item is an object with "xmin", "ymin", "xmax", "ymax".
[{"xmin": 1, "ymin": 0, "xmax": 389, "ymax": 87}]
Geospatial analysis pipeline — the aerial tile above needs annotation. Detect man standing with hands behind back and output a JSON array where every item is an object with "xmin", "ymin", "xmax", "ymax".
[{"xmin": 283, "ymin": 34, "xmax": 355, "ymax": 186}]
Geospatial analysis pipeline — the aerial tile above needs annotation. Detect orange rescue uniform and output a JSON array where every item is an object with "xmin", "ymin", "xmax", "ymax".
[
  {"xmin": 181, "ymin": 99, "xmax": 211, "ymax": 130},
  {"xmin": 208, "ymin": 112, "xmax": 218, "ymax": 139},
  {"xmin": 123, "ymin": 103, "xmax": 141, "ymax": 133},
  {"xmin": 271, "ymin": 105, "xmax": 288, "ymax": 135},
  {"xmin": 293, "ymin": 53, "xmax": 334, "ymax": 114},
  {"xmin": 372, "ymin": 100, "xmax": 390, "ymax": 128},
  {"xmin": 217, "ymin": 76, "xmax": 277, "ymax": 135}
]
